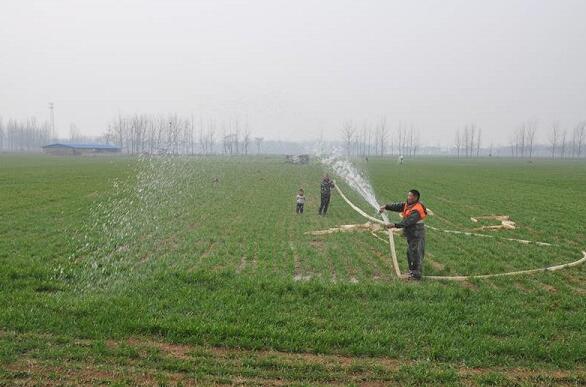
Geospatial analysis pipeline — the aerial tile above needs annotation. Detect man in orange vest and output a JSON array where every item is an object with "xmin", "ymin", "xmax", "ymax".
[{"xmin": 379, "ymin": 189, "xmax": 427, "ymax": 280}]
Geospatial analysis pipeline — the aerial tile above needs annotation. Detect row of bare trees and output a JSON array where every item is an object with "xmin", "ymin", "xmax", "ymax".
[
  {"xmin": 341, "ymin": 119, "xmax": 421, "ymax": 158},
  {"xmin": 104, "ymin": 114, "xmax": 261, "ymax": 155},
  {"xmin": 454, "ymin": 124, "xmax": 482, "ymax": 158},
  {"xmin": 507, "ymin": 120, "xmax": 586, "ymax": 159},
  {"xmin": 0, "ymin": 112, "xmax": 264, "ymax": 155},
  {"xmin": 105, "ymin": 114, "xmax": 195, "ymax": 155},
  {"xmin": 2, "ymin": 113, "xmax": 585, "ymax": 159},
  {"xmin": 547, "ymin": 121, "xmax": 585, "ymax": 159},
  {"xmin": 0, "ymin": 117, "xmax": 54, "ymax": 152},
  {"xmin": 509, "ymin": 120, "xmax": 538, "ymax": 158}
]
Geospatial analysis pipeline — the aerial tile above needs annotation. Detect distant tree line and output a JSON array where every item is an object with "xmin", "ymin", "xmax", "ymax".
[
  {"xmin": 454, "ymin": 124, "xmax": 482, "ymax": 158},
  {"xmin": 503, "ymin": 120, "xmax": 585, "ymax": 159},
  {"xmin": 0, "ymin": 117, "xmax": 53, "ymax": 152},
  {"xmin": 449, "ymin": 120, "xmax": 585, "ymax": 159},
  {"xmin": 340, "ymin": 119, "xmax": 421, "ymax": 158},
  {"xmin": 103, "ymin": 114, "xmax": 260, "ymax": 155},
  {"xmin": 1, "ymin": 113, "xmax": 585, "ymax": 159},
  {"xmin": 546, "ymin": 121, "xmax": 585, "ymax": 159},
  {"xmin": 508, "ymin": 120, "xmax": 538, "ymax": 159}
]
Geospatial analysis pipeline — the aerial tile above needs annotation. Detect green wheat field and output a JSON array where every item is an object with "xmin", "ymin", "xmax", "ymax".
[{"xmin": 1, "ymin": 154, "xmax": 585, "ymax": 385}]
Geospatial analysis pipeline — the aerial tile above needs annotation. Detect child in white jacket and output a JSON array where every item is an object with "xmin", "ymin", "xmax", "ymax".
[{"xmin": 296, "ymin": 188, "xmax": 305, "ymax": 214}]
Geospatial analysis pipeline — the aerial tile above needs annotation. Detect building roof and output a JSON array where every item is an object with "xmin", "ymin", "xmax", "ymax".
[{"xmin": 42, "ymin": 143, "xmax": 121, "ymax": 150}]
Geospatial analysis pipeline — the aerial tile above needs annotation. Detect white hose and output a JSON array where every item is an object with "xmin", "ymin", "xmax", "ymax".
[
  {"xmin": 334, "ymin": 183, "xmax": 586, "ymax": 281},
  {"xmin": 333, "ymin": 184, "xmax": 386, "ymax": 225},
  {"xmin": 334, "ymin": 184, "xmax": 401, "ymax": 277}
]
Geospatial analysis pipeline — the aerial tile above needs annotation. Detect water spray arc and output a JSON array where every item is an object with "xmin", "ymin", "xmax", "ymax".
[{"xmin": 320, "ymin": 152, "xmax": 402, "ymax": 277}]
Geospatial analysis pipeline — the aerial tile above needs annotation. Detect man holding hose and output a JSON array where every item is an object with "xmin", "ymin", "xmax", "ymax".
[
  {"xmin": 318, "ymin": 174, "xmax": 335, "ymax": 216},
  {"xmin": 379, "ymin": 189, "xmax": 427, "ymax": 280}
]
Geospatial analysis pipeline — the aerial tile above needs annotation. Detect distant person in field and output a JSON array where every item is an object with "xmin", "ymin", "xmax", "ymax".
[
  {"xmin": 296, "ymin": 188, "xmax": 305, "ymax": 214},
  {"xmin": 379, "ymin": 189, "xmax": 427, "ymax": 280},
  {"xmin": 318, "ymin": 174, "xmax": 335, "ymax": 216}
]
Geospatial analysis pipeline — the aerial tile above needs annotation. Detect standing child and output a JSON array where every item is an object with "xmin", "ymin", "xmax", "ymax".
[{"xmin": 296, "ymin": 188, "xmax": 305, "ymax": 214}]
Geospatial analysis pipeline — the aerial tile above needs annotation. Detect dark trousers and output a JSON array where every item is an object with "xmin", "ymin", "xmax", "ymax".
[
  {"xmin": 296, "ymin": 203, "xmax": 304, "ymax": 214},
  {"xmin": 318, "ymin": 194, "xmax": 330, "ymax": 215},
  {"xmin": 405, "ymin": 225, "xmax": 425, "ymax": 278}
]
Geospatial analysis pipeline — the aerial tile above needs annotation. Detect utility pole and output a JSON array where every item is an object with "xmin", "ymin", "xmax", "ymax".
[{"xmin": 49, "ymin": 102, "xmax": 55, "ymax": 140}]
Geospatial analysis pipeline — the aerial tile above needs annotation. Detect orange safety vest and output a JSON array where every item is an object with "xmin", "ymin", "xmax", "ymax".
[{"xmin": 402, "ymin": 202, "xmax": 427, "ymax": 221}]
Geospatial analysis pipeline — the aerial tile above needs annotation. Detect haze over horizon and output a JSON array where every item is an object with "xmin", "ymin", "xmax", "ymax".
[{"xmin": 1, "ymin": 0, "xmax": 585, "ymax": 146}]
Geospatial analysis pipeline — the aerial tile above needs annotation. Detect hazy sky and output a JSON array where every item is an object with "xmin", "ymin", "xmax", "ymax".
[{"xmin": 1, "ymin": 0, "xmax": 585, "ymax": 145}]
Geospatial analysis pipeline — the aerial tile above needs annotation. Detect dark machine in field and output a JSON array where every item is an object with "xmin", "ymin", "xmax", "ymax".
[
  {"xmin": 285, "ymin": 154, "xmax": 310, "ymax": 164},
  {"xmin": 42, "ymin": 143, "xmax": 121, "ymax": 156}
]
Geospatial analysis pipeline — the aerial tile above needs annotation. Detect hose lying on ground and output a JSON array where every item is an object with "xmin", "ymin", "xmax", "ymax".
[
  {"xmin": 334, "ymin": 183, "xmax": 586, "ymax": 281},
  {"xmin": 334, "ymin": 184, "xmax": 401, "ymax": 277}
]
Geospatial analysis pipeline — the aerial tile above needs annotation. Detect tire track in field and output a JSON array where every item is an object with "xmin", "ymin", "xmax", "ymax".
[
  {"xmin": 289, "ymin": 241, "xmax": 312, "ymax": 281},
  {"xmin": 235, "ymin": 245, "xmax": 259, "ymax": 275},
  {"xmin": 309, "ymin": 237, "xmax": 338, "ymax": 283}
]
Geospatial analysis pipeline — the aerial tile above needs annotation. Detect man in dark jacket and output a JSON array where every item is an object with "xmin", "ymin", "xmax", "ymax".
[
  {"xmin": 379, "ymin": 189, "xmax": 427, "ymax": 280},
  {"xmin": 318, "ymin": 174, "xmax": 335, "ymax": 215}
]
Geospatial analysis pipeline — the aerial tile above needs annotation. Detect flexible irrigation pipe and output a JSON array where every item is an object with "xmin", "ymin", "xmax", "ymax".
[
  {"xmin": 333, "ymin": 184, "xmax": 386, "ymax": 226},
  {"xmin": 334, "ymin": 184, "xmax": 401, "ymax": 277},
  {"xmin": 425, "ymin": 225, "xmax": 553, "ymax": 246},
  {"xmin": 335, "ymin": 183, "xmax": 586, "ymax": 281},
  {"xmin": 371, "ymin": 230, "xmax": 586, "ymax": 280},
  {"xmin": 386, "ymin": 221, "xmax": 402, "ymax": 278}
]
